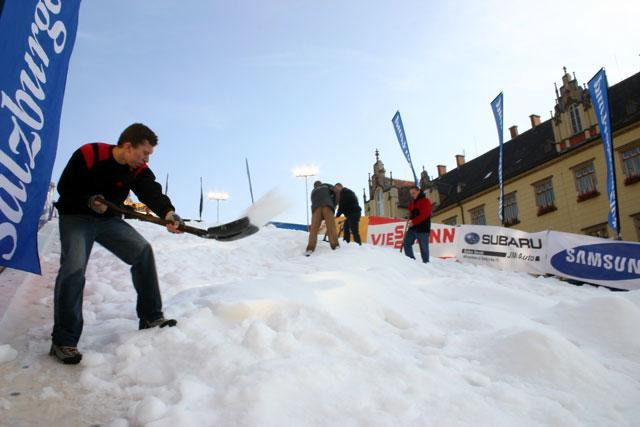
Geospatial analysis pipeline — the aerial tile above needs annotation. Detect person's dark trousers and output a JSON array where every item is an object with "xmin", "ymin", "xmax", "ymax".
[
  {"xmin": 343, "ymin": 211, "xmax": 362, "ymax": 245},
  {"xmin": 403, "ymin": 228, "xmax": 430, "ymax": 263},
  {"xmin": 52, "ymin": 215, "xmax": 164, "ymax": 347}
]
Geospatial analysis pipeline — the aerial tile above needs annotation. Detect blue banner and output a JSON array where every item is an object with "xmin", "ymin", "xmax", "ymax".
[
  {"xmin": 588, "ymin": 68, "xmax": 620, "ymax": 238},
  {"xmin": 490, "ymin": 92, "xmax": 504, "ymax": 223},
  {"xmin": 391, "ymin": 111, "xmax": 418, "ymax": 185},
  {"xmin": 0, "ymin": 0, "xmax": 81, "ymax": 273}
]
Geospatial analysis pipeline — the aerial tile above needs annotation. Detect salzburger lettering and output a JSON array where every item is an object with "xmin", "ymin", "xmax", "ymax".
[
  {"xmin": 0, "ymin": 0, "xmax": 68, "ymax": 260},
  {"xmin": 481, "ymin": 234, "xmax": 543, "ymax": 249}
]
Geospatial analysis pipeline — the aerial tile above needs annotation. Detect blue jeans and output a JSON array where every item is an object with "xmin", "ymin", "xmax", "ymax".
[
  {"xmin": 403, "ymin": 228, "xmax": 430, "ymax": 263},
  {"xmin": 52, "ymin": 215, "xmax": 164, "ymax": 346}
]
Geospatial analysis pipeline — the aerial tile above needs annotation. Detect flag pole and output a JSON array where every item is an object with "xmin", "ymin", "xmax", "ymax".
[
  {"xmin": 199, "ymin": 177, "xmax": 204, "ymax": 222},
  {"xmin": 246, "ymin": 158, "xmax": 255, "ymax": 204},
  {"xmin": 588, "ymin": 68, "xmax": 622, "ymax": 239},
  {"xmin": 491, "ymin": 92, "xmax": 505, "ymax": 226}
]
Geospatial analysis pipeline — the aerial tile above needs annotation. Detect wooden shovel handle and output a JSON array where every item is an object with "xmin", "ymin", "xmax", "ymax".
[{"xmin": 95, "ymin": 197, "xmax": 209, "ymax": 237}]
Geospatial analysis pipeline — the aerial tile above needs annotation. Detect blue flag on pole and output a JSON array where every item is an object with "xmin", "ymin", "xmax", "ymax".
[
  {"xmin": 588, "ymin": 68, "xmax": 620, "ymax": 237},
  {"xmin": 0, "ymin": 0, "xmax": 81, "ymax": 273},
  {"xmin": 391, "ymin": 111, "xmax": 418, "ymax": 185},
  {"xmin": 490, "ymin": 92, "xmax": 504, "ymax": 224}
]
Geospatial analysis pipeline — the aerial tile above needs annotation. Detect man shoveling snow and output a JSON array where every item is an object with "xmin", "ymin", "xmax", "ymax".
[{"xmin": 50, "ymin": 123, "xmax": 182, "ymax": 364}]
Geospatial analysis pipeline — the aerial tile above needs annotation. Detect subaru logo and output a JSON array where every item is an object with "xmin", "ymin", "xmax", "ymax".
[{"xmin": 465, "ymin": 232, "xmax": 480, "ymax": 245}]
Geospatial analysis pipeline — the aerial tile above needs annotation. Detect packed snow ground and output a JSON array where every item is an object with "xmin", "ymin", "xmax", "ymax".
[{"xmin": 1, "ymin": 219, "xmax": 639, "ymax": 427}]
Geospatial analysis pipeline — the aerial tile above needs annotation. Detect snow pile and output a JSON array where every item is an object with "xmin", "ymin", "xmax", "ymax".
[
  {"xmin": 1, "ymin": 220, "xmax": 639, "ymax": 426},
  {"xmin": 0, "ymin": 344, "xmax": 17, "ymax": 364}
]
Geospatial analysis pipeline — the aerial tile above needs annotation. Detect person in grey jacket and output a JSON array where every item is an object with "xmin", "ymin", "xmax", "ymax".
[{"xmin": 305, "ymin": 181, "xmax": 339, "ymax": 255}]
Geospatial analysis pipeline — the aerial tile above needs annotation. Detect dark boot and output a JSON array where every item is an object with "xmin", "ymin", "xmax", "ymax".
[
  {"xmin": 49, "ymin": 344, "xmax": 83, "ymax": 365},
  {"xmin": 139, "ymin": 317, "xmax": 178, "ymax": 330}
]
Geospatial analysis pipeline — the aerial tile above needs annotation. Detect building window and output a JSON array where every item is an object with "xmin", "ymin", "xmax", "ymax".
[
  {"xmin": 622, "ymin": 145, "xmax": 640, "ymax": 185},
  {"xmin": 503, "ymin": 192, "xmax": 519, "ymax": 226},
  {"xmin": 375, "ymin": 188, "xmax": 385, "ymax": 216},
  {"xmin": 569, "ymin": 104, "xmax": 583, "ymax": 135},
  {"xmin": 574, "ymin": 161, "xmax": 599, "ymax": 201},
  {"xmin": 469, "ymin": 205, "xmax": 486, "ymax": 225},
  {"xmin": 442, "ymin": 216, "xmax": 457, "ymax": 225},
  {"xmin": 533, "ymin": 178, "xmax": 557, "ymax": 215},
  {"xmin": 582, "ymin": 223, "xmax": 609, "ymax": 239}
]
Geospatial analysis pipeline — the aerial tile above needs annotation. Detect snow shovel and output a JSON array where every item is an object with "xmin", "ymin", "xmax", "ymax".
[
  {"xmin": 95, "ymin": 197, "xmax": 259, "ymax": 241},
  {"xmin": 323, "ymin": 221, "xmax": 344, "ymax": 242},
  {"xmin": 400, "ymin": 218, "xmax": 411, "ymax": 253}
]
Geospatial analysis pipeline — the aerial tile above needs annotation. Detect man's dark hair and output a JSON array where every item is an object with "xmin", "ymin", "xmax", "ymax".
[
  {"xmin": 117, "ymin": 123, "xmax": 158, "ymax": 147},
  {"xmin": 410, "ymin": 185, "xmax": 421, "ymax": 192},
  {"xmin": 313, "ymin": 180, "xmax": 322, "ymax": 188}
]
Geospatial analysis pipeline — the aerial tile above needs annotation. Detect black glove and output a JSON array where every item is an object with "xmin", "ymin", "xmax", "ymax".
[{"xmin": 88, "ymin": 194, "xmax": 107, "ymax": 214}]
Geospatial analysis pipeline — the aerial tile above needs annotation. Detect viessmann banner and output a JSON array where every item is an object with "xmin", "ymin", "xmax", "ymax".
[{"xmin": 366, "ymin": 217, "xmax": 458, "ymax": 259}]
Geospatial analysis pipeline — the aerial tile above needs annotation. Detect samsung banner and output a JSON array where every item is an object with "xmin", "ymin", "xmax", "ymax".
[
  {"xmin": 490, "ymin": 93, "xmax": 504, "ymax": 224},
  {"xmin": 0, "ymin": 0, "xmax": 81, "ymax": 273},
  {"xmin": 547, "ymin": 231, "xmax": 640, "ymax": 290},
  {"xmin": 391, "ymin": 111, "xmax": 419, "ymax": 185},
  {"xmin": 587, "ymin": 69, "xmax": 620, "ymax": 238}
]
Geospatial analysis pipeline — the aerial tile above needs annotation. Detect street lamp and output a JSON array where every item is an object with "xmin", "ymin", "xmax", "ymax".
[
  {"xmin": 208, "ymin": 191, "xmax": 229, "ymax": 224},
  {"xmin": 293, "ymin": 164, "xmax": 319, "ymax": 229}
]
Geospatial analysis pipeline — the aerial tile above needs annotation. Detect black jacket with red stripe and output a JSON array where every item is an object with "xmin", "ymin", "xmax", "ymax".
[
  {"xmin": 408, "ymin": 192, "xmax": 433, "ymax": 233},
  {"xmin": 55, "ymin": 143, "xmax": 175, "ymax": 218}
]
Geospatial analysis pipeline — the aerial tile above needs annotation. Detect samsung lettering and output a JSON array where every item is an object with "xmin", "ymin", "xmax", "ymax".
[{"xmin": 551, "ymin": 243, "xmax": 640, "ymax": 281}]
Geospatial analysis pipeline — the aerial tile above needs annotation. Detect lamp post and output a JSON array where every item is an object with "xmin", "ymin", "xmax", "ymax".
[
  {"xmin": 208, "ymin": 191, "xmax": 229, "ymax": 224},
  {"xmin": 293, "ymin": 165, "xmax": 319, "ymax": 229}
]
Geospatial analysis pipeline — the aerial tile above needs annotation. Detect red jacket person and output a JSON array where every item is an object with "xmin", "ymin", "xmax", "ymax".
[{"xmin": 403, "ymin": 186, "xmax": 432, "ymax": 263}]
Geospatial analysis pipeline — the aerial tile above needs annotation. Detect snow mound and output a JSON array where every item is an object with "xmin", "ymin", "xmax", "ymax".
[
  {"xmin": 1, "ymin": 220, "xmax": 639, "ymax": 426},
  {"xmin": 479, "ymin": 327, "xmax": 609, "ymax": 386},
  {"xmin": 540, "ymin": 296, "xmax": 640, "ymax": 358},
  {"xmin": 0, "ymin": 344, "xmax": 17, "ymax": 364}
]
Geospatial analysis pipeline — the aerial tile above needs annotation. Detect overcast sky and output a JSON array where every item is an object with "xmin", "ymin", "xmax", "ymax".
[{"xmin": 54, "ymin": 0, "xmax": 640, "ymax": 223}]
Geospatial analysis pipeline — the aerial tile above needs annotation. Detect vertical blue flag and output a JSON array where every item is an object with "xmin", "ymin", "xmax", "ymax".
[
  {"xmin": 391, "ymin": 111, "xmax": 418, "ymax": 185},
  {"xmin": 490, "ymin": 92, "xmax": 504, "ymax": 224},
  {"xmin": 0, "ymin": 0, "xmax": 81, "ymax": 273},
  {"xmin": 588, "ymin": 68, "xmax": 620, "ymax": 237}
]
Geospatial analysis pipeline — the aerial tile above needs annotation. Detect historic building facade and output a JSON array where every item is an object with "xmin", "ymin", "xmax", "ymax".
[
  {"xmin": 365, "ymin": 69, "xmax": 640, "ymax": 241},
  {"xmin": 363, "ymin": 150, "xmax": 429, "ymax": 219}
]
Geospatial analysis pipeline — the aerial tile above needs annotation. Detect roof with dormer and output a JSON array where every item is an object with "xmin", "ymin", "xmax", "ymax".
[{"xmin": 432, "ymin": 70, "xmax": 640, "ymax": 213}]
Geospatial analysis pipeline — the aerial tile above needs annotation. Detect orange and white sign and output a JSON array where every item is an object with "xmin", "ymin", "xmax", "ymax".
[{"xmin": 366, "ymin": 216, "xmax": 458, "ymax": 259}]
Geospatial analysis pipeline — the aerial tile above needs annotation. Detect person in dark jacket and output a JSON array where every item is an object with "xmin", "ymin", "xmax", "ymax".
[
  {"xmin": 50, "ymin": 123, "xmax": 183, "ymax": 364},
  {"xmin": 334, "ymin": 183, "xmax": 362, "ymax": 245},
  {"xmin": 403, "ymin": 186, "xmax": 432, "ymax": 263},
  {"xmin": 305, "ymin": 181, "xmax": 338, "ymax": 255}
]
